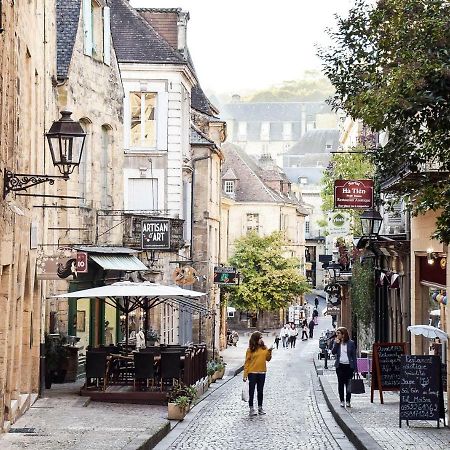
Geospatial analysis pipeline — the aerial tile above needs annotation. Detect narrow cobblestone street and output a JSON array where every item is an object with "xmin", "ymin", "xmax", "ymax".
[{"xmin": 156, "ymin": 316, "xmax": 355, "ymax": 450}]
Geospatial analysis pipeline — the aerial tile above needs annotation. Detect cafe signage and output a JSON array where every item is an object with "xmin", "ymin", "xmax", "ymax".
[
  {"xmin": 334, "ymin": 179, "xmax": 374, "ymax": 209},
  {"xmin": 141, "ymin": 219, "xmax": 170, "ymax": 250},
  {"xmin": 213, "ymin": 266, "xmax": 239, "ymax": 285}
]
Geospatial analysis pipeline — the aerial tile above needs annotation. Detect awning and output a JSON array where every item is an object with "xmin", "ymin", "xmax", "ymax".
[{"xmin": 90, "ymin": 255, "xmax": 147, "ymax": 271}]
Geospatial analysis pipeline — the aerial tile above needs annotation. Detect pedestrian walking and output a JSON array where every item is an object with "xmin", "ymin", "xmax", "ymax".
[
  {"xmin": 274, "ymin": 335, "xmax": 281, "ymax": 349},
  {"xmin": 301, "ymin": 322, "xmax": 308, "ymax": 340},
  {"xmin": 280, "ymin": 324, "xmax": 290, "ymax": 348},
  {"xmin": 243, "ymin": 331, "xmax": 272, "ymax": 416},
  {"xmin": 289, "ymin": 323, "xmax": 298, "ymax": 348},
  {"xmin": 308, "ymin": 318, "xmax": 315, "ymax": 338},
  {"xmin": 312, "ymin": 308, "xmax": 319, "ymax": 325},
  {"xmin": 331, "ymin": 327, "xmax": 357, "ymax": 408},
  {"xmin": 314, "ymin": 297, "xmax": 319, "ymax": 309}
]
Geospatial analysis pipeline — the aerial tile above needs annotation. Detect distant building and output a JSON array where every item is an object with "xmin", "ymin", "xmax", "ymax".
[
  {"xmin": 220, "ymin": 143, "xmax": 309, "ymax": 329},
  {"xmin": 283, "ymin": 129, "xmax": 340, "ymax": 288},
  {"xmin": 222, "ymin": 97, "xmax": 338, "ymax": 165}
]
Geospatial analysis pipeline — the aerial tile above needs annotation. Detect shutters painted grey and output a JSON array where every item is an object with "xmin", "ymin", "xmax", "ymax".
[
  {"xmin": 127, "ymin": 178, "xmax": 158, "ymax": 211},
  {"xmin": 82, "ymin": 0, "xmax": 93, "ymax": 56},
  {"xmin": 103, "ymin": 6, "xmax": 111, "ymax": 66}
]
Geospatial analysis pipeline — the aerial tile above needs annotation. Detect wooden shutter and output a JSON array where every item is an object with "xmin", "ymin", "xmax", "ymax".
[
  {"xmin": 82, "ymin": 0, "xmax": 93, "ymax": 56},
  {"xmin": 103, "ymin": 6, "xmax": 111, "ymax": 65}
]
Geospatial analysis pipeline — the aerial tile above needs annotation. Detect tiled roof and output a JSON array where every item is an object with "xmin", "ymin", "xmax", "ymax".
[
  {"xmin": 285, "ymin": 129, "xmax": 340, "ymax": 155},
  {"xmin": 221, "ymin": 143, "xmax": 306, "ymax": 210},
  {"xmin": 221, "ymin": 102, "xmax": 331, "ymax": 122},
  {"xmin": 56, "ymin": 0, "xmax": 81, "ymax": 80},
  {"xmin": 136, "ymin": 8, "xmax": 182, "ymax": 14},
  {"xmin": 190, "ymin": 126, "xmax": 214, "ymax": 146},
  {"xmin": 109, "ymin": 0, "xmax": 185, "ymax": 64}
]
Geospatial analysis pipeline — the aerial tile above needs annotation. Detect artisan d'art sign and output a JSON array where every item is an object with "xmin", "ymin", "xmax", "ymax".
[
  {"xmin": 141, "ymin": 219, "xmax": 170, "ymax": 250},
  {"xmin": 334, "ymin": 179, "xmax": 374, "ymax": 209}
]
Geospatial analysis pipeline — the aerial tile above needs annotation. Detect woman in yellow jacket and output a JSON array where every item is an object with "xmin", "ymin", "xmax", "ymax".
[{"xmin": 243, "ymin": 331, "xmax": 272, "ymax": 416}]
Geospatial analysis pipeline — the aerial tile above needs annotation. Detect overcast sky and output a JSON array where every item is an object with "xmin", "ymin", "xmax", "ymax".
[{"xmin": 131, "ymin": 0, "xmax": 354, "ymax": 96}]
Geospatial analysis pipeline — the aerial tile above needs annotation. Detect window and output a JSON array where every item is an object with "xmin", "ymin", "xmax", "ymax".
[
  {"xmin": 325, "ymin": 142, "xmax": 333, "ymax": 151},
  {"xmin": 246, "ymin": 213, "xmax": 259, "ymax": 233},
  {"xmin": 130, "ymin": 92, "xmax": 157, "ymax": 148},
  {"xmin": 299, "ymin": 177, "xmax": 308, "ymax": 185},
  {"xmin": 237, "ymin": 121, "xmax": 247, "ymax": 141},
  {"xmin": 127, "ymin": 178, "xmax": 158, "ymax": 211},
  {"xmin": 282, "ymin": 122, "xmax": 292, "ymax": 141},
  {"xmin": 224, "ymin": 180, "xmax": 235, "ymax": 194},
  {"xmin": 261, "ymin": 122, "xmax": 270, "ymax": 141},
  {"xmin": 305, "ymin": 221, "xmax": 310, "ymax": 234},
  {"xmin": 82, "ymin": 0, "xmax": 110, "ymax": 64}
]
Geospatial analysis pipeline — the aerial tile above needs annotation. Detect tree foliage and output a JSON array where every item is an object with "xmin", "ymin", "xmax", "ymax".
[
  {"xmin": 320, "ymin": 148, "xmax": 375, "ymax": 234},
  {"xmin": 226, "ymin": 232, "xmax": 311, "ymax": 312},
  {"xmin": 246, "ymin": 71, "xmax": 334, "ymax": 102},
  {"xmin": 319, "ymin": 0, "xmax": 450, "ymax": 243}
]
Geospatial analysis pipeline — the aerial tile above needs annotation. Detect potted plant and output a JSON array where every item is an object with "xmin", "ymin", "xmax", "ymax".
[
  {"xmin": 44, "ymin": 333, "xmax": 69, "ymax": 387},
  {"xmin": 207, "ymin": 360, "xmax": 217, "ymax": 383},
  {"xmin": 167, "ymin": 395, "xmax": 190, "ymax": 420},
  {"xmin": 146, "ymin": 328, "xmax": 159, "ymax": 346},
  {"xmin": 167, "ymin": 384, "xmax": 197, "ymax": 420},
  {"xmin": 215, "ymin": 359, "xmax": 226, "ymax": 380}
]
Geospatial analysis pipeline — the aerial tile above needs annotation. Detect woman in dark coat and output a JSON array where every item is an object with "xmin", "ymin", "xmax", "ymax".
[{"xmin": 332, "ymin": 327, "xmax": 357, "ymax": 408}]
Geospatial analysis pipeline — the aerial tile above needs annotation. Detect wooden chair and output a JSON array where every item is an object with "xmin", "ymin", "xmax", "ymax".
[
  {"xmin": 133, "ymin": 352, "xmax": 155, "ymax": 391},
  {"xmin": 160, "ymin": 351, "xmax": 182, "ymax": 391},
  {"xmin": 85, "ymin": 352, "xmax": 108, "ymax": 390}
]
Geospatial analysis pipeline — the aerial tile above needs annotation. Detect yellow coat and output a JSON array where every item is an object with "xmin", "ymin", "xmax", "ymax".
[{"xmin": 244, "ymin": 347, "xmax": 272, "ymax": 378}]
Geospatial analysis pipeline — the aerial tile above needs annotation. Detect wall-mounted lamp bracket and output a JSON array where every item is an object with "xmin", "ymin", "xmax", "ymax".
[{"xmin": 3, "ymin": 169, "xmax": 69, "ymax": 199}]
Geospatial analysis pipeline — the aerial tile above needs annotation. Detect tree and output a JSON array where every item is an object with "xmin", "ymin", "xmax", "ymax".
[
  {"xmin": 320, "ymin": 147, "xmax": 374, "ymax": 235},
  {"xmin": 318, "ymin": 0, "xmax": 450, "ymax": 243},
  {"xmin": 226, "ymin": 232, "xmax": 310, "ymax": 312}
]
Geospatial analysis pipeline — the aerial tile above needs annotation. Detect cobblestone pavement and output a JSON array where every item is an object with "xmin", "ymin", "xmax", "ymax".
[
  {"xmin": 157, "ymin": 321, "xmax": 355, "ymax": 450},
  {"xmin": 319, "ymin": 349, "xmax": 450, "ymax": 450}
]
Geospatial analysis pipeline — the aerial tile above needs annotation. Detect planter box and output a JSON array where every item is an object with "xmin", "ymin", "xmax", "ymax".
[
  {"xmin": 167, "ymin": 402, "xmax": 188, "ymax": 421},
  {"xmin": 216, "ymin": 367, "xmax": 225, "ymax": 379}
]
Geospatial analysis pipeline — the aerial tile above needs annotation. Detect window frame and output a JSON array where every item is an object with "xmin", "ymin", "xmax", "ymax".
[{"xmin": 224, "ymin": 180, "xmax": 235, "ymax": 194}]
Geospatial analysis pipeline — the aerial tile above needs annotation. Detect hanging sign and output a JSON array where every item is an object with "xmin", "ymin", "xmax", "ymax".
[
  {"xmin": 334, "ymin": 180, "xmax": 374, "ymax": 209},
  {"xmin": 76, "ymin": 252, "xmax": 88, "ymax": 274},
  {"xmin": 141, "ymin": 219, "xmax": 170, "ymax": 250},
  {"xmin": 213, "ymin": 266, "xmax": 239, "ymax": 285}
]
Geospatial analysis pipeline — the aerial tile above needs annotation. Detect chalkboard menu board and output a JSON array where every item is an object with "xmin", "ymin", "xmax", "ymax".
[
  {"xmin": 399, "ymin": 355, "xmax": 445, "ymax": 427},
  {"xmin": 371, "ymin": 342, "xmax": 406, "ymax": 404}
]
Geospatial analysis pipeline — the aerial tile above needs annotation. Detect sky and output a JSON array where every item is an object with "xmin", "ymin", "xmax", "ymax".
[{"xmin": 131, "ymin": 0, "xmax": 354, "ymax": 97}]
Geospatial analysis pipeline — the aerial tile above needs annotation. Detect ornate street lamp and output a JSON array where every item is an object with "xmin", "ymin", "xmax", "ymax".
[
  {"xmin": 327, "ymin": 262, "xmax": 341, "ymax": 280},
  {"xmin": 360, "ymin": 208, "xmax": 383, "ymax": 237},
  {"xmin": 3, "ymin": 111, "xmax": 86, "ymax": 198}
]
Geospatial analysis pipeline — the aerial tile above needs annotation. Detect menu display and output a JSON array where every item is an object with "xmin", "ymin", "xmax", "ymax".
[
  {"xmin": 399, "ymin": 355, "xmax": 445, "ymax": 427},
  {"xmin": 371, "ymin": 342, "xmax": 406, "ymax": 404}
]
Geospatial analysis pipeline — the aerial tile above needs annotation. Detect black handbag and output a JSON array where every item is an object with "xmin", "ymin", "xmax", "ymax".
[{"xmin": 350, "ymin": 372, "xmax": 365, "ymax": 394}]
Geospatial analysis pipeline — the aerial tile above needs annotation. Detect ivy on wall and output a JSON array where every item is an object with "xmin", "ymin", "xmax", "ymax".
[{"xmin": 351, "ymin": 258, "xmax": 375, "ymax": 328}]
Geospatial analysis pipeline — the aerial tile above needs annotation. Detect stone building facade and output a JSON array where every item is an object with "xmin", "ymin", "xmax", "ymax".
[{"xmin": 0, "ymin": 0, "xmax": 56, "ymax": 431}]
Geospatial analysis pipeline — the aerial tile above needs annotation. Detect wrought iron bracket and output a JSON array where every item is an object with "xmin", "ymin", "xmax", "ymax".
[{"xmin": 3, "ymin": 169, "xmax": 67, "ymax": 199}]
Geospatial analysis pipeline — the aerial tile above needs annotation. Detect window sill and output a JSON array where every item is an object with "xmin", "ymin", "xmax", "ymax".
[{"xmin": 124, "ymin": 148, "xmax": 167, "ymax": 155}]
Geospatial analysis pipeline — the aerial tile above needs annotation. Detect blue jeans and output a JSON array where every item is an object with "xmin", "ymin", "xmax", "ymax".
[{"xmin": 248, "ymin": 373, "xmax": 266, "ymax": 408}]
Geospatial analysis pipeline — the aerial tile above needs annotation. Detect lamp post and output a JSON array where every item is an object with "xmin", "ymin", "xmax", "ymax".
[
  {"xmin": 360, "ymin": 208, "xmax": 385, "ymax": 342},
  {"xmin": 3, "ymin": 111, "xmax": 86, "ymax": 198}
]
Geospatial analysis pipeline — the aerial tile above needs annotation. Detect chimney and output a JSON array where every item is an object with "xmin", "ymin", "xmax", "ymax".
[{"xmin": 177, "ymin": 11, "xmax": 190, "ymax": 54}]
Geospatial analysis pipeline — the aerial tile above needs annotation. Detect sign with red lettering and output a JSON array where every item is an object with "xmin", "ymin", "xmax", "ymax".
[
  {"xmin": 76, "ymin": 252, "xmax": 88, "ymax": 273},
  {"xmin": 334, "ymin": 180, "xmax": 373, "ymax": 209}
]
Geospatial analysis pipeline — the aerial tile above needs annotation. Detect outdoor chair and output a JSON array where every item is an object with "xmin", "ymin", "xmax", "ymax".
[
  {"xmin": 160, "ymin": 351, "xmax": 182, "ymax": 391},
  {"xmin": 139, "ymin": 347, "xmax": 161, "ymax": 355},
  {"xmin": 133, "ymin": 352, "xmax": 155, "ymax": 390},
  {"xmin": 85, "ymin": 351, "xmax": 108, "ymax": 390}
]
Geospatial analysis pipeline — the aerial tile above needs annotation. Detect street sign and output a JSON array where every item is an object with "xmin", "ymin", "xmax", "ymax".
[
  {"xmin": 334, "ymin": 179, "xmax": 373, "ymax": 209},
  {"xmin": 76, "ymin": 252, "xmax": 88, "ymax": 273},
  {"xmin": 327, "ymin": 212, "xmax": 351, "ymax": 235},
  {"xmin": 213, "ymin": 266, "xmax": 239, "ymax": 285},
  {"xmin": 141, "ymin": 219, "xmax": 170, "ymax": 250}
]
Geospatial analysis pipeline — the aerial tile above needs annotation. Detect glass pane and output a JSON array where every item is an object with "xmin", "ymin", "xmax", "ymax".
[
  {"xmin": 143, "ymin": 93, "xmax": 156, "ymax": 147},
  {"xmin": 130, "ymin": 92, "xmax": 142, "ymax": 147}
]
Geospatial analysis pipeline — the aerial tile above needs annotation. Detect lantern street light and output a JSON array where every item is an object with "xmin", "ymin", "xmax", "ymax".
[
  {"xmin": 360, "ymin": 208, "xmax": 383, "ymax": 238},
  {"xmin": 3, "ymin": 111, "xmax": 86, "ymax": 198}
]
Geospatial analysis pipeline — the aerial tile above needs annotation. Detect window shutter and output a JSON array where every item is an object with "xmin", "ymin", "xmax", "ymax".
[
  {"xmin": 103, "ymin": 6, "xmax": 111, "ymax": 65},
  {"xmin": 157, "ymin": 91, "xmax": 169, "ymax": 151},
  {"xmin": 82, "ymin": 0, "xmax": 93, "ymax": 56}
]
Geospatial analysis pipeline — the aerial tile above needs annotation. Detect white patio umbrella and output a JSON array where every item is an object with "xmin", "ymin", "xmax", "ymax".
[
  {"xmin": 53, "ymin": 281, "xmax": 207, "ymax": 347},
  {"xmin": 407, "ymin": 324, "xmax": 448, "ymax": 342}
]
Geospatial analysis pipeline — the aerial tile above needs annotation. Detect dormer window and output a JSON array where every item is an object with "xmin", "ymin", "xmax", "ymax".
[
  {"xmin": 224, "ymin": 180, "xmax": 235, "ymax": 194},
  {"xmin": 299, "ymin": 177, "xmax": 308, "ymax": 185},
  {"xmin": 325, "ymin": 142, "xmax": 333, "ymax": 151}
]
